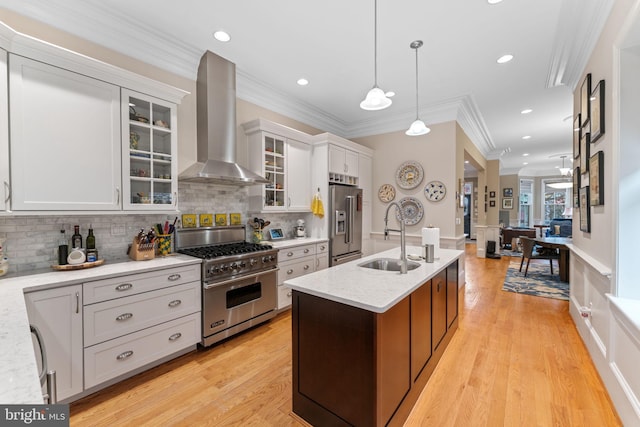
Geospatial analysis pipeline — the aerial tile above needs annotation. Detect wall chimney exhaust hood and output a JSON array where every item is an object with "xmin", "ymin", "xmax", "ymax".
[{"xmin": 179, "ymin": 51, "xmax": 269, "ymax": 185}]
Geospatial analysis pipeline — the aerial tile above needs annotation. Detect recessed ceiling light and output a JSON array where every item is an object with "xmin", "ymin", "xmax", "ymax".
[
  {"xmin": 297, "ymin": 78, "xmax": 309, "ymax": 86},
  {"xmin": 497, "ymin": 54, "xmax": 513, "ymax": 64},
  {"xmin": 488, "ymin": 0, "xmax": 503, "ymax": 3},
  {"xmin": 213, "ymin": 30, "xmax": 231, "ymax": 42},
  {"xmin": 385, "ymin": 91, "xmax": 395, "ymax": 97},
  {"xmin": 522, "ymin": 135, "xmax": 531, "ymax": 140},
  {"xmin": 521, "ymin": 109, "xmax": 532, "ymax": 114},
  {"xmin": 522, "ymin": 153, "xmax": 529, "ymax": 157},
  {"xmin": 523, "ymin": 162, "xmax": 529, "ymax": 165}
]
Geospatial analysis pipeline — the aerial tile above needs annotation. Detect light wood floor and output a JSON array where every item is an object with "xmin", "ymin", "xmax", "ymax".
[{"xmin": 70, "ymin": 244, "xmax": 622, "ymax": 426}]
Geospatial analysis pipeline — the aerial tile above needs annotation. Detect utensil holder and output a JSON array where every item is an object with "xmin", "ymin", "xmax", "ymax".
[
  {"xmin": 156, "ymin": 234, "xmax": 172, "ymax": 256},
  {"xmin": 129, "ymin": 236, "xmax": 155, "ymax": 261}
]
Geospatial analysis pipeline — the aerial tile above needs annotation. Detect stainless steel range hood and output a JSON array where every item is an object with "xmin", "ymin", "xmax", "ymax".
[{"xmin": 179, "ymin": 51, "xmax": 269, "ymax": 185}]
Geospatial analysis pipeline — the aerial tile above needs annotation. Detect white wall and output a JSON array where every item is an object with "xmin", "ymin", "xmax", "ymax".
[{"xmin": 570, "ymin": 0, "xmax": 640, "ymax": 424}]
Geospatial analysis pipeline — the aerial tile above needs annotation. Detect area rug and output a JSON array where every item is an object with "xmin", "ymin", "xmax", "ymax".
[
  {"xmin": 502, "ymin": 261, "xmax": 568, "ymax": 301},
  {"xmin": 500, "ymin": 249, "xmax": 523, "ymax": 257}
]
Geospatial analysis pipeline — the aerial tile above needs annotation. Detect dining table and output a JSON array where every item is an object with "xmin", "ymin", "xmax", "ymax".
[{"xmin": 534, "ymin": 236, "xmax": 572, "ymax": 282}]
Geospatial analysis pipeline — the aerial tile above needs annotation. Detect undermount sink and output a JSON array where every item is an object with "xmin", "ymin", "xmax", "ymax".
[{"xmin": 358, "ymin": 258, "xmax": 421, "ymax": 272}]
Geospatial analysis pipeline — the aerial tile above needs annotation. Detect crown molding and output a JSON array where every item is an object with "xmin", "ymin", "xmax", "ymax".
[{"xmin": 546, "ymin": 0, "xmax": 615, "ymax": 90}]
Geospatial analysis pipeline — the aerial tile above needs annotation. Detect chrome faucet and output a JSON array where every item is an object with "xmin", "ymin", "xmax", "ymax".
[{"xmin": 383, "ymin": 202, "xmax": 407, "ymax": 274}]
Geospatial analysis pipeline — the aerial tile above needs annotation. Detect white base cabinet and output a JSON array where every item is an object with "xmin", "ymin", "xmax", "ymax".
[
  {"xmin": 82, "ymin": 264, "xmax": 201, "ymax": 389},
  {"xmin": 276, "ymin": 241, "xmax": 329, "ymax": 310},
  {"xmin": 25, "ymin": 285, "xmax": 84, "ymax": 402}
]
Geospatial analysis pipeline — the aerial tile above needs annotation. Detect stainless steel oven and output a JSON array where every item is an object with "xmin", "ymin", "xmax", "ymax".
[
  {"xmin": 202, "ymin": 268, "xmax": 277, "ymax": 347},
  {"xmin": 176, "ymin": 225, "xmax": 279, "ymax": 347}
]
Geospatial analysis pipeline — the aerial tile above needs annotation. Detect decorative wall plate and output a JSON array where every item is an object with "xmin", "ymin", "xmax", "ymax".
[
  {"xmin": 424, "ymin": 180, "xmax": 446, "ymax": 202},
  {"xmin": 395, "ymin": 197, "xmax": 424, "ymax": 225},
  {"xmin": 378, "ymin": 184, "xmax": 396, "ymax": 202},
  {"xmin": 395, "ymin": 161, "xmax": 424, "ymax": 190}
]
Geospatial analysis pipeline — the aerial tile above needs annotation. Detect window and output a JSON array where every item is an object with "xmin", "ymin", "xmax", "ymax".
[{"xmin": 542, "ymin": 180, "xmax": 572, "ymax": 223}]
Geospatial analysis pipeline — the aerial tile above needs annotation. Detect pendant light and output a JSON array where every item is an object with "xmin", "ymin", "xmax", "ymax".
[
  {"xmin": 558, "ymin": 155, "xmax": 572, "ymax": 176},
  {"xmin": 406, "ymin": 40, "xmax": 430, "ymax": 136},
  {"xmin": 360, "ymin": 0, "xmax": 392, "ymax": 111}
]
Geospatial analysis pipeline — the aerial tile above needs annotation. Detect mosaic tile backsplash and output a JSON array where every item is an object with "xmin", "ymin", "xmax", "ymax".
[{"xmin": 0, "ymin": 182, "xmax": 313, "ymax": 275}]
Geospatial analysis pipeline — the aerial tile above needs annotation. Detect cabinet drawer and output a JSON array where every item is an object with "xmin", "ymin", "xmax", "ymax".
[
  {"xmin": 278, "ymin": 244, "xmax": 315, "ymax": 262},
  {"xmin": 84, "ymin": 312, "xmax": 200, "ymax": 389},
  {"xmin": 83, "ymin": 265, "xmax": 200, "ymax": 304},
  {"xmin": 278, "ymin": 257, "xmax": 315, "ymax": 283},
  {"xmin": 316, "ymin": 241, "xmax": 329, "ymax": 255},
  {"xmin": 277, "ymin": 283, "xmax": 293, "ymax": 310},
  {"xmin": 84, "ymin": 281, "xmax": 200, "ymax": 346}
]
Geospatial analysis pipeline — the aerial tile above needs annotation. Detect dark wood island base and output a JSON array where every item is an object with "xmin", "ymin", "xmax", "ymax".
[{"xmin": 292, "ymin": 261, "xmax": 459, "ymax": 426}]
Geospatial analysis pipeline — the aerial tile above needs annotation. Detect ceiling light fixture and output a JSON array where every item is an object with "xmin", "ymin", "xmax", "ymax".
[
  {"xmin": 488, "ymin": 0, "xmax": 504, "ymax": 4},
  {"xmin": 522, "ymin": 135, "xmax": 531, "ymax": 140},
  {"xmin": 213, "ymin": 30, "xmax": 231, "ymax": 42},
  {"xmin": 559, "ymin": 155, "xmax": 572, "ymax": 176},
  {"xmin": 521, "ymin": 108, "xmax": 532, "ymax": 114},
  {"xmin": 405, "ymin": 40, "xmax": 430, "ymax": 136},
  {"xmin": 360, "ymin": 0, "xmax": 392, "ymax": 111},
  {"xmin": 549, "ymin": 181, "xmax": 573, "ymax": 189},
  {"xmin": 297, "ymin": 78, "xmax": 309, "ymax": 86},
  {"xmin": 497, "ymin": 54, "xmax": 513, "ymax": 64}
]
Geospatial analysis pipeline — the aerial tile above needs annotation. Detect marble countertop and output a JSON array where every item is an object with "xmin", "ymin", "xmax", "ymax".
[
  {"xmin": 285, "ymin": 246, "xmax": 463, "ymax": 313},
  {"xmin": 267, "ymin": 237, "xmax": 328, "ymax": 249},
  {"xmin": 0, "ymin": 254, "xmax": 201, "ymax": 404}
]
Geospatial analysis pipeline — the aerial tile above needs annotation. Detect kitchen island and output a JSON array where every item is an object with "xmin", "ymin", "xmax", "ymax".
[{"xmin": 285, "ymin": 246, "xmax": 463, "ymax": 427}]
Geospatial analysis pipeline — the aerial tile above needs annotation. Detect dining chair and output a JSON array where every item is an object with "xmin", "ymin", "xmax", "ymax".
[{"xmin": 519, "ymin": 236, "xmax": 559, "ymax": 277}]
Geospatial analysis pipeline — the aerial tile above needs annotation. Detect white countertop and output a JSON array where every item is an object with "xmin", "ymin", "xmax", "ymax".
[
  {"xmin": 285, "ymin": 246, "xmax": 463, "ymax": 313},
  {"xmin": 0, "ymin": 254, "xmax": 201, "ymax": 404},
  {"xmin": 267, "ymin": 237, "xmax": 328, "ymax": 249}
]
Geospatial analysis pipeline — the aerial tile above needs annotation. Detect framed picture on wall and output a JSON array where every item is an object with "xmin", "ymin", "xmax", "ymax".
[
  {"xmin": 590, "ymin": 80, "xmax": 605, "ymax": 144},
  {"xmin": 580, "ymin": 131, "xmax": 590, "ymax": 172},
  {"xmin": 489, "ymin": 191, "xmax": 496, "ymax": 198},
  {"xmin": 502, "ymin": 198, "xmax": 513, "ymax": 209},
  {"xmin": 589, "ymin": 151, "xmax": 604, "ymax": 205},
  {"xmin": 490, "ymin": 200, "xmax": 496, "ymax": 207},
  {"xmin": 579, "ymin": 186, "xmax": 590, "ymax": 232},
  {"xmin": 581, "ymin": 73, "xmax": 591, "ymax": 127},
  {"xmin": 503, "ymin": 187, "xmax": 513, "ymax": 197},
  {"xmin": 573, "ymin": 166, "xmax": 580, "ymax": 208},
  {"xmin": 573, "ymin": 114, "xmax": 581, "ymax": 159}
]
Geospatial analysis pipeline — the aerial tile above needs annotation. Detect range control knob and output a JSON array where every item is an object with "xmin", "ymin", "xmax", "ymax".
[
  {"xmin": 221, "ymin": 264, "xmax": 229, "ymax": 271},
  {"xmin": 230, "ymin": 262, "xmax": 238, "ymax": 270},
  {"xmin": 249, "ymin": 258, "xmax": 257, "ymax": 266},
  {"xmin": 238, "ymin": 261, "xmax": 247, "ymax": 268},
  {"xmin": 262, "ymin": 255, "xmax": 271, "ymax": 263}
]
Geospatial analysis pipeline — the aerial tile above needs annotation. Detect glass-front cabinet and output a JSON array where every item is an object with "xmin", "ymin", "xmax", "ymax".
[
  {"xmin": 122, "ymin": 89, "xmax": 177, "ymax": 210},
  {"xmin": 263, "ymin": 134, "xmax": 286, "ymax": 209}
]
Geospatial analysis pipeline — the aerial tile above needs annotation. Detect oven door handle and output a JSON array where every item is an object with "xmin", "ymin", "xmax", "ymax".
[{"xmin": 203, "ymin": 268, "xmax": 279, "ymax": 290}]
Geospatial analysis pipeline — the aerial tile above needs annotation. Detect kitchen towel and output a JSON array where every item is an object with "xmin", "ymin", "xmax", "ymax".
[
  {"xmin": 311, "ymin": 191, "xmax": 324, "ymax": 218},
  {"xmin": 421, "ymin": 227, "xmax": 440, "ymax": 259}
]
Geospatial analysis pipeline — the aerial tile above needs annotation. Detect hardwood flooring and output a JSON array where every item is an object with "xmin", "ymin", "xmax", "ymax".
[{"xmin": 70, "ymin": 244, "xmax": 621, "ymax": 426}]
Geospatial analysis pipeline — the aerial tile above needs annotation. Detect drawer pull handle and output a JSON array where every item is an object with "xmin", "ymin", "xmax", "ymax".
[
  {"xmin": 116, "ymin": 350, "xmax": 133, "ymax": 361},
  {"xmin": 168, "ymin": 299, "xmax": 182, "ymax": 308},
  {"xmin": 320, "ymin": 245, "xmax": 326, "ymax": 250},
  {"xmin": 116, "ymin": 313, "xmax": 133, "ymax": 321},
  {"xmin": 168, "ymin": 274, "xmax": 181, "ymax": 281},
  {"xmin": 303, "ymin": 249, "xmax": 310, "ymax": 253},
  {"xmin": 168, "ymin": 333, "xmax": 182, "ymax": 342},
  {"xmin": 287, "ymin": 252, "xmax": 294, "ymax": 257},
  {"xmin": 287, "ymin": 291, "xmax": 292, "ymax": 297},
  {"xmin": 287, "ymin": 269, "xmax": 294, "ymax": 275},
  {"xmin": 303, "ymin": 265, "xmax": 310, "ymax": 270},
  {"xmin": 115, "ymin": 283, "xmax": 133, "ymax": 291}
]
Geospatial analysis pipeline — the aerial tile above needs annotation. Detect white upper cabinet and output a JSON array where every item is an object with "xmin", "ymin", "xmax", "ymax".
[
  {"xmin": 243, "ymin": 119, "xmax": 313, "ymax": 213},
  {"xmin": 9, "ymin": 55, "xmax": 122, "ymax": 211},
  {"xmin": 0, "ymin": 49, "xmax": 9, "ymax": 213},
  {"xmin": 328, "ymin": 144, "xmax": 359, "ymax": 186},
  {"xmin": 122, "ymin": 89, "xmax": 178, "ymax": 210}
]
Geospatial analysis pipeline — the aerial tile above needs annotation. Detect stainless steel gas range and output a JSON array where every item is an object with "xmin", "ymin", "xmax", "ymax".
[{"xmin": 175, "ymin": 225, "xmax": 278, "ymax": 347}]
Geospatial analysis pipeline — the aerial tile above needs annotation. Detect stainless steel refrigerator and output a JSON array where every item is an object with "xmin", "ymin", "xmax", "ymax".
[{"xmin": 329, "ymin": 184, "xmax": 363, "ymax": 266}]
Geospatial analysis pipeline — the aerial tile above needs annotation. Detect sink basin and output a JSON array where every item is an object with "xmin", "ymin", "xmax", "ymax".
[{"xmin": 358, "ymin": 258, "xmax": 421, "ymax": 272}]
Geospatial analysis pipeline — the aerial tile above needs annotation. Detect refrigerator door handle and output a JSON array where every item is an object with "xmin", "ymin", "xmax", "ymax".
[{"xmin": 346, "ymin": 196, "xmax": 355, "ymax": 244}]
